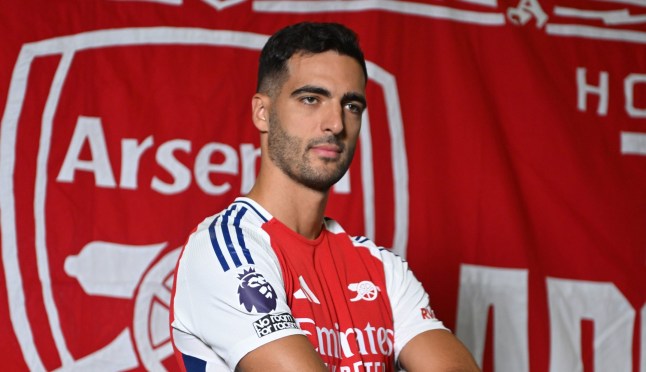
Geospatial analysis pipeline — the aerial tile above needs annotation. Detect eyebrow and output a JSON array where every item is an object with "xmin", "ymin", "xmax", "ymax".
[
  {"xmin": 290, "ymin": 85, "xmax": 367, "ymax": 109},
  {"xmin": 290, "ymin": 85, "xmax": 331, "ymax": 98},
  {"xmin": 342, "ymin": 92, "xmax": 367, "ymax": 109}
]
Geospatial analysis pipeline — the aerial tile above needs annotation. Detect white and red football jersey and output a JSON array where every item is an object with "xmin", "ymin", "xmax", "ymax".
[{"xmin": 170, "ymin": 197, "xmax": 447, "ymax": 371}]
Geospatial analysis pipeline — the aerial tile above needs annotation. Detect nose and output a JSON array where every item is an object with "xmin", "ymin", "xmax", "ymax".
[{"xmin": 321, "ymin": 103, "xmax": 344, "ymax": 135}]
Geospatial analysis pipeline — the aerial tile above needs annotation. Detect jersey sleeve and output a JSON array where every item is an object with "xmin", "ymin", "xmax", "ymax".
[
  {"xmin": 359, "ymin": 240, "xmax": 449, "ymax": 362},
  {"xmin": 171, "ymin": 215, "xmax": 304, "ymax": 370}
]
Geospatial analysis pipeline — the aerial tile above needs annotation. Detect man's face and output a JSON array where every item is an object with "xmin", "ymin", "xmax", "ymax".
[{"xmin": 267, "ymin": 51, "xmax": 366, "ymax": 191}]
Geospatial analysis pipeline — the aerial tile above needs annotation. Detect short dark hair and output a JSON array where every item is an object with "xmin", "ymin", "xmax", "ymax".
[{"xmin": 256, "ymin": 22, "xmax": 368, "ymax": 94}]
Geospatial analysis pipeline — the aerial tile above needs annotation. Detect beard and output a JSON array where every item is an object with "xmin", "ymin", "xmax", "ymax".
[{"xmin": 267, "ymin": 110, "xmax": 355, "ymax": 192}]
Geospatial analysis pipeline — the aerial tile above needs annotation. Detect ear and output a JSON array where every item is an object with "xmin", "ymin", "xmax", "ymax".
[{"xmin": 252, "ymin": 93, "xmax": 270, "ymax": 132}]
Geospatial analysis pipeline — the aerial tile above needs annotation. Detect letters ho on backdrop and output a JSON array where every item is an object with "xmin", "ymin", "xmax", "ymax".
[{"xmin": 0, "ymin": 0, "xmax": 644, "ymax": 371}]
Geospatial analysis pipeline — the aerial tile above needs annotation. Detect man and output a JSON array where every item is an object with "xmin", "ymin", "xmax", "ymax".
[{"xmin": 170, "ymin": 22, "xmax": 480, "ymax": 371}]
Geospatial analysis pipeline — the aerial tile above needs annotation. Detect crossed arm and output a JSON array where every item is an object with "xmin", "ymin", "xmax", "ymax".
[
  {"xmin": 236, "ymin": 330, "xmax": 480, "ymax": 372},
  {"xmin": 398, "ymin": 329, "xmax": 481, "ymax": 371}
]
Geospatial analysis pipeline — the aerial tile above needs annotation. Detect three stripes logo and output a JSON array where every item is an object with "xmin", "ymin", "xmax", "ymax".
[
  {"xmin": 208, "ymin": 202, "xmax": 266, "ymax": 271},
  {"xmin": 207, "ymin": 202, "xmax": 278, "ymax": 313},
  {"xmin": 293, "ymin": 276, "xmax": 321, "ymax": 304},
  {"xmin": 353, "ymin": 236, "xmax": 371, "ymax": 244}
]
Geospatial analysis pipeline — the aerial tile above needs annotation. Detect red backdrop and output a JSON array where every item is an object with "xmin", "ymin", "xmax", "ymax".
[{"xmin": 1, "ymin": 0, "xmax": 644, "ymax": 371}]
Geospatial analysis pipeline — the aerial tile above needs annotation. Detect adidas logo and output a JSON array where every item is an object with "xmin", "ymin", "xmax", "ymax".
[{"xmin": 293, "ymin": 276, "xmax": 320, "ymax": 304}]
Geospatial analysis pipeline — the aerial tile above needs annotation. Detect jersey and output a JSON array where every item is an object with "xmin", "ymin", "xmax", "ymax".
[{"xmin": 170, "ymin": 197, "xmax": 447, "ymax": 371}]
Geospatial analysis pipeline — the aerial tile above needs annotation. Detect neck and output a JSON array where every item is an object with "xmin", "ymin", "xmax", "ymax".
[{"xmin": 246, "ymin": 164, "xmax": 329, "ymax": 240}]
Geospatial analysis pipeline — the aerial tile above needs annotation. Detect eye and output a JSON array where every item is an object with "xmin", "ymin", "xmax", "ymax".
[
  {"xmin": 345, "ymin": 102, "xmax": 364, "ymax": 115},
  {"xmin": 300, "ymin": 96, "xmax": 319, "ymax": 105}
]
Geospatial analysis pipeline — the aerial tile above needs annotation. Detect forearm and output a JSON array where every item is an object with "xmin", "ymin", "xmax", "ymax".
[
  {"xmin": 235, "ymin": 335, "xmax": 328, "ymax": 372},
  {"xmin": 398, "ymin": 330, "xmax": 480, "ymax": 372}
]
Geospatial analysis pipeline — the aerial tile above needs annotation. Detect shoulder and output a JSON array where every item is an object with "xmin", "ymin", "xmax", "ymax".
[
  {"xmin": 324, "ymin": 218, "xmax": 406, "ymax": 268},
  {"xmin": 190, "ymin": 198, "xmax": 272, "ymax": 249},
  {"xmin": 193, "ymin": 198, "xmax": 270, "ymax": 236},
  {"xmin": 182, "ymin": 198, "xmax": 276, "ymax": 275}
]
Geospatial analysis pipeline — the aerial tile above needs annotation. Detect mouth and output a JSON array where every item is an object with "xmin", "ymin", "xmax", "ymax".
[{"xmin": 310, "ymin": 144, "xmax": 342, "ymax": 158}]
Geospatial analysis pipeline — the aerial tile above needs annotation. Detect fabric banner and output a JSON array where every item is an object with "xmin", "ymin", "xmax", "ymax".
[{"xmin": 1, "ymin": 0, "xmax": 644, "ymax": 371}]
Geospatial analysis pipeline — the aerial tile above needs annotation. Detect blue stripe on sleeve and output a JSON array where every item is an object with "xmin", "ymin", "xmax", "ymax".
[
  {"xmin": 234, "ymin": 200, "xmax": 268, "ymax": 222},
  {"xmin": 182, "ymin": 353, "xmax": 206, "ymax": 371},
  {"xmin": 233, "ymin": 207, "xmax": 254, "ymax": 265},
  {"xmin": 221, "ymin": 207, "xmax": 243, "ymax": 268},
  {"xmin": 353, "ymin": 236, "xmax": 370, "ymax": 244},
  {"xmin": 208, "ymin": 216, "xmax": 230, "ymax": 272}
]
